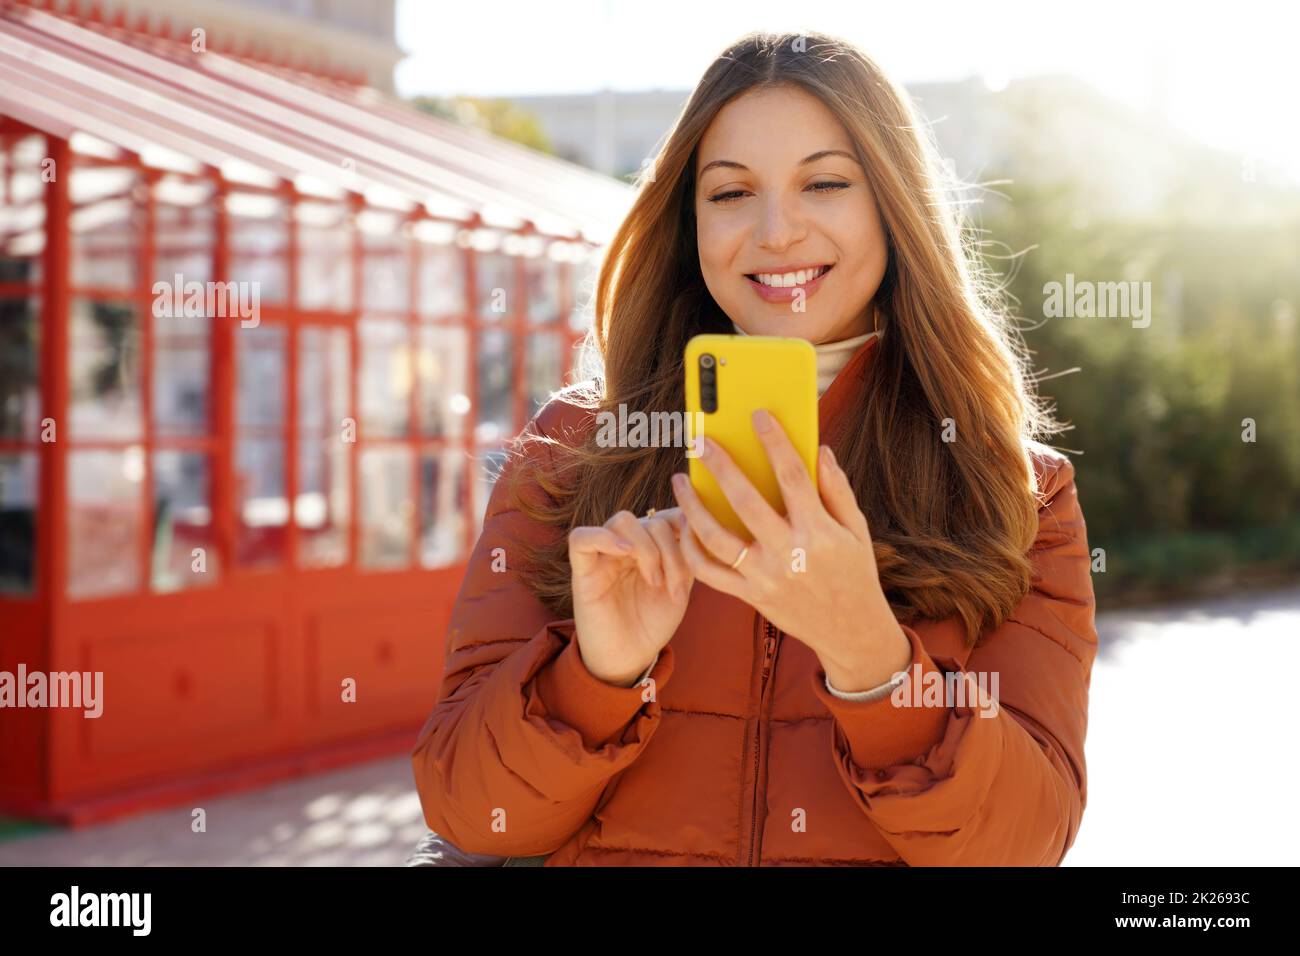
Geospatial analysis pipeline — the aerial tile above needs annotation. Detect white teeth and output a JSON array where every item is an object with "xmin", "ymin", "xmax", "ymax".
[{"xmin": 755, "ymin": 266, "xmax": 827, "ymax": 288}]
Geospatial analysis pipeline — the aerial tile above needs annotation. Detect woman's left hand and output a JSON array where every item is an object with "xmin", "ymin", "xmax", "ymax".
[{"xmin": 670, "ymin": 409, "xmax": 912, "ymax": 693}]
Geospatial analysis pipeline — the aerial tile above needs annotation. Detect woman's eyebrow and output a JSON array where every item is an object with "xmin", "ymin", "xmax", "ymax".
[{"xmin": 698, "ymin": 149, "xmax": 858, "ymax": 176}]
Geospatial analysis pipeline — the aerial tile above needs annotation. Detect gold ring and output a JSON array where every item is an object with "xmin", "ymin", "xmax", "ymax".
[{"xmin": 728, "ymin": 544, "xmax": 750, "ymax": 570}]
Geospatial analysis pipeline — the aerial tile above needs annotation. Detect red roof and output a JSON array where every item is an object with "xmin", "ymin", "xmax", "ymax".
[{"xmin": 0, "ymin": 0, "xmax": 634, "ymax": 242}]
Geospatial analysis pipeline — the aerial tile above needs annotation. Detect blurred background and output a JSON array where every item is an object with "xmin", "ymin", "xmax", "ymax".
[{"xmin": 0, "ymin": 0, "xmax": 1296, "ymax": 865}]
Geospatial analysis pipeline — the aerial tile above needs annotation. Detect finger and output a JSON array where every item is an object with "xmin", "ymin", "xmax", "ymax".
[
  {"xmin": 753, "ymin": 409, "xmax": 821, "ymax": 528},
  {"xmin": 817, "ymin": 445, "xmax": 871, "ymax": 542},
  {"xmin": 651, "ymin": 506, "xmax": 686, "ymax": 539},
  {"xmin": 695, "ymin": 436, "xmax": 787, "ymax": 544},
  {"xmin": 679, "ymin": 520, "xmax": 748, "ymax": 598},
  {"xmin": 670, "ymin": 472, "xmax": 752, "ymax": 570},
  {"xmin": 662, "ymin": 507, "xmax": 691, "ymax": 544},
  {"xmin": 645, "ymin": 515, "xmax": 692, "ymax": 601},
  {"xmin": 606, "ymin": 510, "xmax": 663, "ymax": 588},
  {"xmin": 568, "ymin": 526, "xmax": 636, "ymax": 576}
]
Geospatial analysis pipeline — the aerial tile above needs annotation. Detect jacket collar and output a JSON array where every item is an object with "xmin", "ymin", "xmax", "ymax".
[{"xmin": 818, "ymin": 329, "xmax": 881, "ymax": 436}]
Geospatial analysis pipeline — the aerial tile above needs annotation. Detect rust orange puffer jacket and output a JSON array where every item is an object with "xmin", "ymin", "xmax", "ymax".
[{"xmin": 411, "ymin": 336, "xmax": 1098, "ymax": 866}]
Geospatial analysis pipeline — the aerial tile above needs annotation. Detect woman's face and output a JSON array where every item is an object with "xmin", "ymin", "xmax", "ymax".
[{"xmin": 693, "ymin": 84, "xmax": 889, "ymax": 344}]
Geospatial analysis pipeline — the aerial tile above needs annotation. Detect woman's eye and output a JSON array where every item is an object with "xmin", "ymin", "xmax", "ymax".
[{"xmin": 706, "ymin": 182, "xmax": 850, "ymax": 204}]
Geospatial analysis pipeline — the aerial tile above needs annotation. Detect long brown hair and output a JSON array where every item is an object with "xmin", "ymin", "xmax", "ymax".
[{"xmin": 505, "ymin": 30, "xmax": 1060, "ymax": 645}]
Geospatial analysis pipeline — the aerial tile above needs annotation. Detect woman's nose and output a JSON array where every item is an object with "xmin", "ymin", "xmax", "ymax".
[{"xmin": 753, "ymin": 194, "xmax": 808, "ymax": 250}]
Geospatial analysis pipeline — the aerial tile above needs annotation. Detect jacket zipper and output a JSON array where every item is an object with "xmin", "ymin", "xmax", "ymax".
[{"xmin": 745, "ymin": 613, "xmax": 781, "ymax": 866}]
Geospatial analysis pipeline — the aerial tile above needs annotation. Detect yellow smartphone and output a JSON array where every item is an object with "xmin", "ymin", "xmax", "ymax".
[{"xmin": 684, "ymin": 333, "xmax": 819, "ymax": 542}]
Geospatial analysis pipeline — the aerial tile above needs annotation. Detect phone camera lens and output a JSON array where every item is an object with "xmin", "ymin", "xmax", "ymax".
[{"xmin": 699, "ymin": 354, "xmax": 715, "ymax": 369}]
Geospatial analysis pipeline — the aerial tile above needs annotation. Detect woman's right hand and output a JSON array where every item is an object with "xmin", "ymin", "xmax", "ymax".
[{"xmin": 568, "ymin": 507, "xmax": 694, "ymax": 687}]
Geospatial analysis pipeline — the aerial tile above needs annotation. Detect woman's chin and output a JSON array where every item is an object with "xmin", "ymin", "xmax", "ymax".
[{"xmin": 737, "ymin": 321, "xmax": 834, "ymax": 341}]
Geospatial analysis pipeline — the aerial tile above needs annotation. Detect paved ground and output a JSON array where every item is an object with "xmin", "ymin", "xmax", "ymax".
[
  {"xmin": 0, "ymin": 755, "xmax": 428, "ymax": 867},
  {"xmin": 2, "ymin": 585, "xmax": 1297, "ymax": 866},
  {"xmin": 1064, "ymin": 585, "xmax": 1300, "ymax": 866}
]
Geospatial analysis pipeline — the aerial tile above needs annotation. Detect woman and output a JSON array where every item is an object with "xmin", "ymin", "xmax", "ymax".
[{"xmin": 411, "ymin": 30, "xmax": 1097, "ymax": 866}]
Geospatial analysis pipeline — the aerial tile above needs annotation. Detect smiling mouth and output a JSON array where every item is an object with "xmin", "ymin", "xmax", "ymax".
[{"xmin": 744, "ymin": 264, "xmax": 833, "ymax": 288}]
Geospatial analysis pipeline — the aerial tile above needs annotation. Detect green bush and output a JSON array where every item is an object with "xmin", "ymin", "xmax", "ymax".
[{"xmin": 977, "ymin": 180, "xmax": 1300, "ymax": 603}]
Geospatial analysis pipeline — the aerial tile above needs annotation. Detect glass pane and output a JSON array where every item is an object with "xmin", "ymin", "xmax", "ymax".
[
  {"xmin": 229, "ymin": 192, "xmax": 288, "ymax": 306},
  {"xmin": 359, "ymin": 317, "xmax": 411, "ymax": 438},
  {"xmin": 0, "ymin": 297, "xmax": 40, "ymax": 441},
  {"xmin": 526, "ymin": 256, "xmax": 561, "ymax": 323},
  {"xmin": 236, "ymin": 438, "xmax": 287, "ymax": 568},
  {"xmin": 526, "ymin": 334, "xmax": 564, "ymax": 416},
  {"xmin": 70, "ymin": 165, "xmax": 140, "ymax": 290},
  {"xmin": 360, "ymin": 446, "xmax": 413, "ymax": 569},
  {"xmin": 237, "ymin": 324, "xmax": 287, "ymax": 568},
  {"xmin": 237, "ymin": 324, "xmax": 286, "ymax": 429},
  {"xmin": 417, "ymin": 242, "xmax": 465, "ymax": 319},
  {"xmin": 0, "ymin": 203, "xmax": 44, "ymax": 284},
  {"xmin": 476, "ymin": 251, "xmax": 514, "ymax": 320},
  {"xmin": 0, "ymin": 135, "xmax": 45, "ymax": 285},
  {"xmin": 420, "ymin": 448, "xmax": 467, "ymax": 568},
  {"xmin": 298, "ymin": 202, "xmax": 353, "ymax": 311},
  {"xmin": 417, "ymin": 325, "xmax": 468, "ymax": 440},
  {"xmin": 570, "ymin": 256, "xmax": 599, "ymax": 332},
  {"xmin": 297, "ymin": 438, "xmax": 349, "ymax": 568},
  {"xmin": 69, "ymin": 299, "xmax": 142, "ymax": 441},
  {"xmin": 298, "ymin": 324, "xmax": 351, "ymax": 568},
  {"xmin": 0, "ymin": 453, "xmax": 36, "ymax": 595},
  {"xmin": 69, "ymin": 447, "xmax": 143, "ymax": 598},
  {"xmin": 471, "ymin": 447, "xmax": 509, "ymax": 530},
  {"xmin": 152, "ymin": 451, "xmax": 217, "ymax": 592},
  {"xmin": 298, "ymin": 326, "xmax": 350, "ymax": 434},
  {"xmin": 153, "ymin": 313, "xmax": 210, "ymax": 437},
  {"xmin": 153, "ymin": 182, "xmax": 215, "ymax": 286},
  {"xmin": 475, "ymin": 330, "xmax": 514, "ymax": 442},
  {"xmin": 362, "ymin": 223, "xmax": 410, "ymax": 313}
]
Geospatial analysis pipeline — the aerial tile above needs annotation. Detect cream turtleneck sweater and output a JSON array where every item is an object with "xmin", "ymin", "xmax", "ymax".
[{"xmin": 729, "ymin": 322, "xmax": 880, "ymax": 397}]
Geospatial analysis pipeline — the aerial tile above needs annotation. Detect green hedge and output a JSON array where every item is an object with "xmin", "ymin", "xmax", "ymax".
[{"xmin": 977, "ymin": 179, "xmax": 1300, "ymax": 603}]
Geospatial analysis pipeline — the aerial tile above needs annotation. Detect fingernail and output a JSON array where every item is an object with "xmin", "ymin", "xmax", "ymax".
[
  {"xmin": 826, "ymin": 446, "xmax": 838, "ymax": 468},
  {"xmin": 753, "ymin": 409, "xmax": 772, "ymax": 432},
  {"xmin": 672, "ymin": 473, "xmax": 686, "ymax": 490}
]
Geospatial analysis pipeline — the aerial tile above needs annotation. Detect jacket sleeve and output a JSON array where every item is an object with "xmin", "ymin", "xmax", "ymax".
[
  {"xmin": 808, "ymin": 452, "xmax": 1097, "ymax": 866},
  {"xmin": 410, "ymin": 399, "xmax": 675, "ymax": 857}
]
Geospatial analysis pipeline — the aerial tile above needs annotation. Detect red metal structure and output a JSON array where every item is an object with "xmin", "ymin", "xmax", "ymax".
[{"xmin": 0, "ymin": 1, "xmax": 631, "ymax": 823}]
